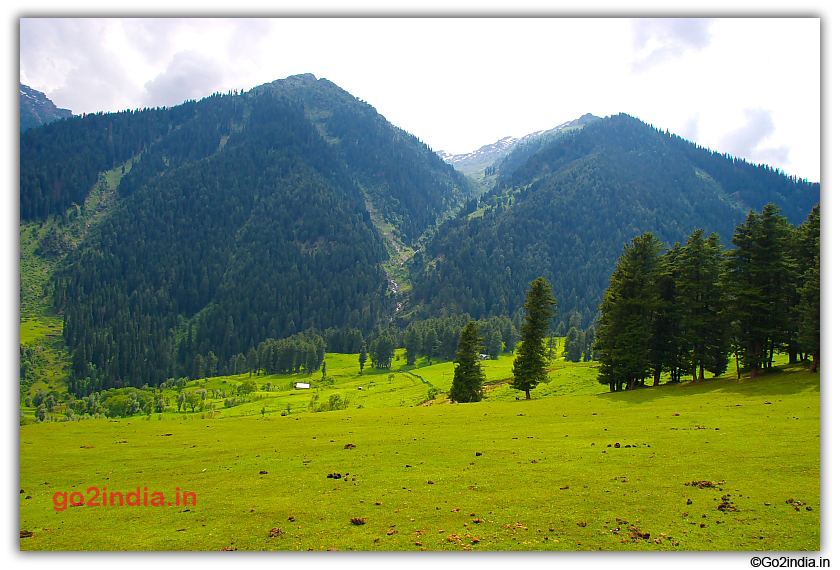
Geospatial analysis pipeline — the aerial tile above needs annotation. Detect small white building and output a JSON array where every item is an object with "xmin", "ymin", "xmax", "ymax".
[{"xmin": 295, "ymin": 382, "xmax": 310, "ymax": 390}]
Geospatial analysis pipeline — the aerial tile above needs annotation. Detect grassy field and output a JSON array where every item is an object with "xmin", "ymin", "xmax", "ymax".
[
  {"xmin": 18, "ymin": 348, "xmax": 594, "ymax": 423},
  {"xmin": 19, "ymin": 356, "xmax": 819, "ymax": 551}
]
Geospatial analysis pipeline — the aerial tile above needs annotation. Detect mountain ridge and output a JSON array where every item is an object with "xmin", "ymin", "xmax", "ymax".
[
  {"xmin": 251, "ymin": 74, "xmax": 478, "ymax": 244},
  {"xmin": 436, "ymin": 113, "xmax": 600, "ymax": 175},
  {"xmin": 20, "ymin": 83, "xmax": 73, "ymax": 132},
  {"xmin": 20, "ymin": 76, "xmax": 474, "ymax": 389},
  {"xmin": 407, "ymin": 113, "xmax": 819, "ymax": 328},
  {"xmin": 18, "ymin": 75, "xmax": 819, "ymax": 391}
]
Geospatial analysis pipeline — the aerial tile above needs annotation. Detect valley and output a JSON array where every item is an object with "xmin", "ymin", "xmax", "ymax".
[{"xmin": 18, "ymin": 76, "xmax": 820, "ymax": 552}]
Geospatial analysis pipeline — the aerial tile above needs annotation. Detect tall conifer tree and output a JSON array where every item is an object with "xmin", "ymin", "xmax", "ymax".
[
  {"xmin": 727, "ymin": 204, "xmax": 793, "ymax": 377},
  {"xmin": 674, "ymin": 229, "xmax": 728, "ymax": 382},
  {"xmin": 358, "ymin": 341, "xmax": 367, "ymax": 375},
  {"xmin": 449, "ymin": 321, "xmax": 485, "ymax": 403},
  {"xmin": 789, "ymin": 204, "xmax": 820, "ymax": 364},
  {"xmin": 512, "ymin": 277, "xmax": 557, "ymax": 399},
  {"xmin": 797, "ymin": 249, "xmax": 820, "ymax": 372},
  {"xmin": 404, "ymin": 327, "xmax": 421, "ymax": 365},
  {"xmin": 593, "ymin": 233, "xmax": 663, "ymax": 391}
]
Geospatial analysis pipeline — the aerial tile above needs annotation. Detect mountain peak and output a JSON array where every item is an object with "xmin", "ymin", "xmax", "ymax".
[
  {"xmin": 279, "ymin": 72, "xmax": 318, "ymax": 84},
  {"xmin": 20, "ymin": 83, "xmax": 73, "ymax": 132},
  {"xmin": 437, "ymin": 113, "xmax": 600, "ymax": 175}
]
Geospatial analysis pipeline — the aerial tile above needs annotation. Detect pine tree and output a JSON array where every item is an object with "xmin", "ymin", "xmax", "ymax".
[
  {"xmin": 511, "ymin": 277, "xmax": 557, "ymax": 399},
  {"xmin": 648, "ymin": 243, "xmax": 683, "ymax": 384},
  {"xmin": 193, "ymin": 354, "xmax": 205, "ymax": 381},
  {"xmin": 374, "ymin": 332, "xmax": 395, "ymax": 369},
  {"xmin": 547, "ymin": 335, "xmax": 557, "ymax": 361},
  {"xmin": 423, "ymin": 328, "xmax": 438, "ymax": 365},
  {"xmin": 358, "ymin": 341, "xmax": 367, "ymax": 375},
  {"xmin": 449, "ymin": 321, "xmax": 485, "ymax": 403},
  {"xmin": 797, "ymin": 248, "xmax": 820, "ymax": 372},
  {"xmin": 789, "ymin": 204, "xmax": 820, "ymax": 363},
  {"xmin": 486, "ymin": 329, "xmax": 503, "ymax": 360},
  {"xmin": 404, "ymin": 327, "xmax": 421, "ymax": 365},
  {"xmin": 563, "ymin": 327, "xmax": 582, "ymax": 362},
  {"xmin": 206, "ymin": 351, "xmax": 219, "ymax": 378},
  {"xmin": 674, "ymin": 229, "xmax": 728, "ymax": 382},
  {"xmin": 727, "ymin": 204, "xmax": 794, "ymax": 377},
  {"xmin": 246, "ymin": 347, "xmax": 258, "ymax": 377},
  {"xmin": 593, "ymin": 233, "xmax": 663, "ymax": 391}
]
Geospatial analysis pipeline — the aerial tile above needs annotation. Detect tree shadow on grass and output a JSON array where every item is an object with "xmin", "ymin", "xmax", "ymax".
[{"xmin": 597, "ymin": 362, "xmax": 819, "ymax": 404}]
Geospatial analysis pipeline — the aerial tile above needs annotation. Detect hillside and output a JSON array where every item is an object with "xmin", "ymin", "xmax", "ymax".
[
  {"xmin": 20, "ymin": 83, "xmax": 73, "ymax": 132},
  {"xmin": 253, "ymin": 74, "xmax": 478, "ymax": 244},
  {"xmin": 407, "ymin": 113, "xmax": 820, "ymax": 327},
  {"xmin": 20, "ymin": 76, "xmax": 475, "ymax": 391}
]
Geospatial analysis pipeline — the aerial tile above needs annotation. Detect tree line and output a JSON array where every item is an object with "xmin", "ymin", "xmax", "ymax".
[{"xmin": 594, "ymin": 203, "xmax": 819, "ymax": 391}]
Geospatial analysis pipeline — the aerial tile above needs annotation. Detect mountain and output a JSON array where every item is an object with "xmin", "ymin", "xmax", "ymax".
[
  {"xmin": 407, "ymin": 113, "xmax": 820, "ymax": 328},
  {"xmin": 437, "ymin": 113, "xmax": 600, "ymax": 176},
  {"xmin": 20, "ymin": 75, "xmax": 474, "ymax": 390},
  {"xmin": 20, "ymin": 83, "xmax": 73, "ymax": 132},
  {"xmin": 252, "ymin": 74, "xmax": 478, "ymax": 244},
  {"xmin": 493, "ymin": 113, "xmax": 601, "ymax": 179},
  {"xmin": 20, "ymin": 74, "xmax": 820, "ymax": 391}
]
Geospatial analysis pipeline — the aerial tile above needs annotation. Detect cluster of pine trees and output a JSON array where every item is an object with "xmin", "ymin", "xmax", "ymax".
[
  {"xmin": 561, "ymin": 325, "xmax": 596, "ymax": 363},
  {"xmin": 253, "ymin": 332, "xmax": 326, "ymax": 376},
  {"xmin": 594, "ymin": 203, "xmax": 819, "ymax": 392},
  {"xmin": 449, "ymin": 277, "xmax": 559, "ymax": 403}
]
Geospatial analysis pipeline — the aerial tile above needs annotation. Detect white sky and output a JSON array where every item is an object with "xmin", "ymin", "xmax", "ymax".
[{"xmin": 18, "ymin": 15, "xmax": 821, "ymax": 182}]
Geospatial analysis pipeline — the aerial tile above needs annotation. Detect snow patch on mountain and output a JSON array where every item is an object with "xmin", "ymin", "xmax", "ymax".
[{"xmin": 437, "ymin": 114, "xmax": 599, "ymax": 173}]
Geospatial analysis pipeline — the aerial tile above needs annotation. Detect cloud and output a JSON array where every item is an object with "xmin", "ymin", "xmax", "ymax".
[
  {"xmin": 19, "ymin": 19, "xmax": 267, "ymax": 114},
  {"xmin": 718, "ymin": 108, "xmax": 791, "ymax": 167},
  {"xmin": 141, "ymin": 50, "xmax": 226, "ymax": 108},
  {"xmin": 20, "ymin": 19, "xmax": 90, "ymax": 82},
  {"xmin": 632, "ymin": 18, "xmax": 715, "ymax": 73},
  {"xmin": 20, "ymin": 19, "xmax": 139, "ymax": 112},
  {"xmin": 119, "ymin": 19, "xmax": 190, "ymax": 67},
  {"xmin": 678, "ymin": 113, "xmax": 701, "ymax": 144}
]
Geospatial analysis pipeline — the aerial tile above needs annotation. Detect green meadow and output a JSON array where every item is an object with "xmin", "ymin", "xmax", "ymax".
[{"xmin": 19, "ymin": 351, "xmax": 819, "ymax": 551}]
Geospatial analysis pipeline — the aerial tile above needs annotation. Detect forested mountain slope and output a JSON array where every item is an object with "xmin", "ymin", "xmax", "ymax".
[
  {"xmin": 407, "ymin": 113, "xmax": 820, "ymax": 328},
  {"xmin": 19, "ymin": 75, "xmax": 476, "ymax": 390},
  {"xmin": 492, "ymin": 113, "xmax": 600, "ymax": 180},
  {"xmin": 252, "ymin": 74, "xmax": 477, "ymax": 244},
  {"xmin": 50, "ymin": 93, "xmax": 388, "ymax": 390}
]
